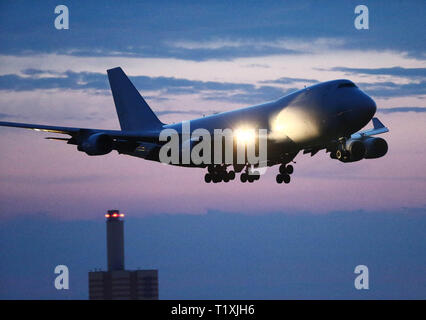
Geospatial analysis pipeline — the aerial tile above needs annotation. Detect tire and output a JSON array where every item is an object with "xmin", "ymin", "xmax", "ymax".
[
  {"xmin": 204, "ymin": 173, "xmax": 212, "ymax": 183},
  {"xmin": 283, "ymin": 174, "xmax": 290, "ymax": 184},
  {"xmin": 228, "ymin": 171, "xmax": 236, "ymax": 180},
  {"xmin": 223, "ymin": 175, "xmax": 230, "ymax": 183},
  {"xmin": 240, "ymin": 173, "xmax": 248, "ymax": 183},
  {"xmin": 279, "ymin": 164, "xmax": 286, "ymax": 174},
  {"xmin": 286, "ymin": 164, "xmax": 294, "ymax": 174},
  {"xmin": 276, "ymin": 174, "xmax": 283, "ymax": 184}
]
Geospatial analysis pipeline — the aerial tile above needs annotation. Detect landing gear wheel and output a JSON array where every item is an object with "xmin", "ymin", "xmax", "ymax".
[
  {"xmin": 282, "ymin": 174, "xmax": 290, "ymax": 184},
  {"xmin": 279, "ymin": 163, "xmax": 294, "ymax": 175},
  {"xmin": 276, "ymin": 174, "xmax": 283, "ymax": 184},
  {"xmin": 240, "ymin": 173, "xmax": 248, "ymax": 183},
  {"xmin": 204, "ymin": 173, "xmax": 212, "ymax": 183},
  {"xmin": 223, "ymin": 175, "xmax": 230, "ymax": 183},
  {"xmin": 213, "ymin": 176, "xmax": 221, "ymax": 183},
  {"xmin": 228, "ymin": 170, "xmax": 236, "ymax": 180}
]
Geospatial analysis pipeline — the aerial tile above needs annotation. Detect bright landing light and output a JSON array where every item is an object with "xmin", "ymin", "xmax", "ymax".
[{"xmin": 235, "ymin": 128, "xmax": 256, "ymax": 145}]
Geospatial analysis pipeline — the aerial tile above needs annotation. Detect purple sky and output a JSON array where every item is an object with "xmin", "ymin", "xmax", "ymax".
[
  {"xmin": 0, "ymin": 105, "xmax": 424, "ymax": 219},
  {"xmin": 0, "ymin": 0, "xmax": 425, "ymax": 220}
]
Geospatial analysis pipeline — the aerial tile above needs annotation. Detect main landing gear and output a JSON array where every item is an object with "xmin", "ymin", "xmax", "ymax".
[
  {"xmin": 204, "ymin": 165, "xmax": 236, "ymax": 183},
  {"xmin": 240, "ymin": 168, "xmax": 260, "ymax": 183},
  {"xmin": 204, "ymin": 163, "xmax": 294, "ymax": 184},
  {"xmin": 276, "ymin": 164, "xmax": 293, "ymax": 184},
  {"xmin": 204, "ymin": 165, "xmax": 260, "ymax": 183}
]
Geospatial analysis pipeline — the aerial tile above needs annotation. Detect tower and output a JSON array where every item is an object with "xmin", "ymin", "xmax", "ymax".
[
  {"xmin": 106, "ymin": 210, "xmax": 125, "ymax": 271},
  {"xmin": 88, "ymin": 210, "xmax": 159, "ymax": 300}
]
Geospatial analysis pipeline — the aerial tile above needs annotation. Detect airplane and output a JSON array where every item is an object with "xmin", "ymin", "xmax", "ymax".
[{"xmin": 0, "ymin": 67, "xmax": 389, "ymax": 184}]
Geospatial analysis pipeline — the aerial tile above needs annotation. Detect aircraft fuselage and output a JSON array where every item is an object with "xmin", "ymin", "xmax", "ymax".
[{"xmin": 147, "ymin": 79, "xmax": 377, "ymax": 166}]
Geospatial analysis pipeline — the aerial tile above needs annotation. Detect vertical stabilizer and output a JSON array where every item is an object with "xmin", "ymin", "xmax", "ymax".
[{"xmin": 107, "ymin": 67, "xmax": 164, "ymax": 131}]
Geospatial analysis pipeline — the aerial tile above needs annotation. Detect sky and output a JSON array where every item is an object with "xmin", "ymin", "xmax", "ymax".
[{"xmin": 0, "ymin": 0, "xmax": 425, "ymax": 299}]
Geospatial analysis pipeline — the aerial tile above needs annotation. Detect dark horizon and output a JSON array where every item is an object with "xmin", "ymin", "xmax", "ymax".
[{"xmin": 1, "ymin": 208, "xmax": 425, "ymax": 299}]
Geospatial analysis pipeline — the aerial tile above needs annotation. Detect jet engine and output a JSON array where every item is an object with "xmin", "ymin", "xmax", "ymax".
[
  {"xmin": 363, "ymin": 137, "xmax": 388, "ymax": 159},
  {"xmin": 331, "ymin": 137, "xmax": 388, "ymax": 162},
  {"xmin": 332, "ymin": 139, "xmax": 365, "ymax": 162},
  {"xmin": 77, "ymin": 133, "xmax": 113, "ymax": 156}
]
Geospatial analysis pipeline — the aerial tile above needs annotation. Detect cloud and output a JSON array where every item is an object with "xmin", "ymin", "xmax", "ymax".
[
  {"xmin": 3, "ymin": 68, "xmax": 425, "ymax": 103},
  {"xmin": 203, "ymin": 86, "xmax": 297, "ymax": 104},
  {"xmin": 1, "ymin": 1, "xmax": 424, "ymax": 61},
  {"xmin": 261, "ymin": 77, "xmax": 319, "ymax": 85},
  {"xmin": 358, "ymin": 81, "xmax": 426, "ymax": 98},
  {"xmin": 156, "ymin": 109, "xmax": 218, "ymax": 116},
  {"xmin": 331, "ymin": 66, "xmax": 426, "ymax": 79},
  {"xmin": 164, "ymin": 38, "xmax": 347, "ymax": 61},
  {"xmin": 378, "ymin": 106, "xmax": 426, "ymax": 113},
  {"xmin": 316, "ymin": 67, "xmax": 426, "ymax": 98},
  {"xmin": 0, "ymin": 69, "xmax": 297, "ymax": 105},
  {"xmin": 2, "ymin": 68, "xmax": 426, "ymax": 107},
  {"xmin": 0, "ymin": 70, "xmax": 109, "ymax": 91},
  {"xmin": 0, "ymin": 112, "xmax": 18, "ymax": 119}
]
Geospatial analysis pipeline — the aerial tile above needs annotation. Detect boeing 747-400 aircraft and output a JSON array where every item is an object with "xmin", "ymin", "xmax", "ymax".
[{"xmin": 0, "ymin": 67, "xmax": 389, "ymax": 184}]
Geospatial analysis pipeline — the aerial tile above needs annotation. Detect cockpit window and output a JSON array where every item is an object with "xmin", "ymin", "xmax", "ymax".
[{"xmin": 338, "ymin": 82, "xmax": 357, "ymax": 88}]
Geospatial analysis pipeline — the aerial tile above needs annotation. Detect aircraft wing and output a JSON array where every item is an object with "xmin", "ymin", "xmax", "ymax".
[
  {"xmin": 350, "ymin": 117, "xmax": 389, "ymax": 139},
  {"xmin": 0, "ymin": 121, "xmax": 162, "ymax": 143},
  {"xmin": 0, "ymin": 121, "xmax": 82, "ymax": 134},
  {"xmin": 304, "ymin": 117, "xmax": 389, "ymax": 157}
]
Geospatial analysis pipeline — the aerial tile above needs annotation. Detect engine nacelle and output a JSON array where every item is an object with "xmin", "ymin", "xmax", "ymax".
[
  {"xmin": 345, "ymin": 139, "xmax": 366, "ymax": 161},
  {"xmin": 333, "ymin": 139, "xmax": 366, "ymax": 162},
  {"xmin": 78, "ymin": 133, "xmax": 113, "ymax": 156},
  {"xmin": 332, "ymin": 137, "xmax": 388, "ymax": 162},
  {"xmin": 363, "ymin": 137, "xmax": 388, "ymax": 159},
  {"xmin": 340, "ymin": 139, "xmax": 366, "ymax": 162}
]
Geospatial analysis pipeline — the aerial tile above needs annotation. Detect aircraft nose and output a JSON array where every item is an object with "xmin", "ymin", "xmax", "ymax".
[
  {"xmin": 363, "ymin": 94, "xmax": 377, "ymax": 119},
  {"xmin": 353, "ymin": 93, "xmax": 376, "ymax": 129},
  {"xmin": 331, "ymin": 89, "xmax": 377, "ymax": 135}
]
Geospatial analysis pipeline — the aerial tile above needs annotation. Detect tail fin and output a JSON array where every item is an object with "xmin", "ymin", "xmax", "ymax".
[{"xmin": 107, "ymin": 67, "xmax": 164, "ymax": 131}]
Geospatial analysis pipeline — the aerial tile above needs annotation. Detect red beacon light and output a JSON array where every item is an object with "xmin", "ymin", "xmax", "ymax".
[{"xmin": 105, "ymin": 210, "xmax": 124, "ymax": 219}]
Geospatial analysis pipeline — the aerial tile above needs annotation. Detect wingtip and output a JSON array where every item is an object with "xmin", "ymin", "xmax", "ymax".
[
  {"xmin": 107, "ymin": 67, "xmax": 123, "ymax": 74},
  {"xmin": 372, "ymin": 117, "xmax": 385, "ymax": 129}
]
